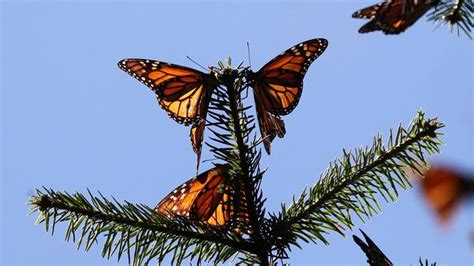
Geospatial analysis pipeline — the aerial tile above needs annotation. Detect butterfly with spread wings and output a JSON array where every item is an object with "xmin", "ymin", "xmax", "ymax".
[
  {"xmin": 245, "ymin": 38, "xmax": 328, "ymax": 154},
  {"xmin": 352, "ymin": 0, "xmax": 440, "ymax": 34},
  {"xmin": 118, "ymin": 59, "xmax": 219, "ymax": 170},
  {"xmin": 155, "ymin": 165, "xmax": 248, "ymax": 227}
]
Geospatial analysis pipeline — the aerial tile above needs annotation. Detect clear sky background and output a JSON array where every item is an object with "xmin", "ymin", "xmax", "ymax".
[{"xmin": 1, "ymin": 0, "xmax": 472, "ymax": 265}]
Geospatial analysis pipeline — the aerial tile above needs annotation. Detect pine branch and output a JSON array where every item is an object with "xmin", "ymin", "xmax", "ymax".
[
  {"xmin": 419, "ymin": 257, "xmax": 438, "ymax": 266},
  {"xmin": 29, "ymin": 188, "xmax": 253, "ymax": 265},
  {"xmin": 30, "ymin": 54, "xmax": 446, "ymax": 264},
  {"xmin": 429, "ymin": 0, "xmax": 473, "ymax": 39},
  {"xmin": 267, "ymin": 110, "xmax": 444, "ymax": 257},
  {"xmin": 209, "ymin": 60, "xmax": 269, "ymax": 264}
]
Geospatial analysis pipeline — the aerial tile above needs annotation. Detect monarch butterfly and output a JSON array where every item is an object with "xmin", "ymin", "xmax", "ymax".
[
  {"xmin": 418, "ymin": 164, "xmax": 474, "ymax": 225},
  {"xmin": 245, "ymin": 38, "xmax": 328, "ymax": 154},
  {"xmin": 155, "ymin": 165, "xmax": 248, "ymax": 227},
  {"xmin": 353, "ymin": 230, "xmax": 393, "ymax": 266},
  {"xmin": 352, "ymin": 0, "xmax": 440, "ymax": 34},
  {"xmin": 118, "ymin": 59, "xmax": 219, "ymax": 170}
]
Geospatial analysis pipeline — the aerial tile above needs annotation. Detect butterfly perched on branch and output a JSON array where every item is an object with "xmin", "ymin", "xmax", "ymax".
[
  {"xmin": 155, "ymin": 165, "xmax": 248, "ymax": 227},
  {"xmin": 118, "ymin": 59, "xmax": 219, "ymax": 170},
  {"xmin": 352, "ymin": 0, "xmax": 440, "ymax": 34},
  {"xmin": 245, "ymin": 38, "xmax": 328, "ymax": 154}
]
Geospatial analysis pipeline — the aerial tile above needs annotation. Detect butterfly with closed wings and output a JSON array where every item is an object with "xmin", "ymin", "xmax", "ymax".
[
  {"xmin": 245, "ymin": 38, "xmax": 328, "ymax": 154},
  {"xmin": 352, "ymin": 0, "xmax": 440, "ymax": 34},
  {"xmin": 118, "ymin": 59, "xmax": 219, "ymax": 170},
  {"xmin": 155, "ymin": 165, "xmax": 248, "ymax": 228}
]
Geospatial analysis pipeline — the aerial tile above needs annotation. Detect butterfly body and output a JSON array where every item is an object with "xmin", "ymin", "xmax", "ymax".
[
  {"xmin": 353, "ymin": 0, "xmax": 439, "ymax": 34},
  {"xmin": 246, "ymin": 38, "xmax": 328, "ymax": 154}
]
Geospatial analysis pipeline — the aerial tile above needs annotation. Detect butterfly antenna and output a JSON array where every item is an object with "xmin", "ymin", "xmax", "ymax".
[
  {"xmin": 186, "ymin": 56, "xmax": 208, "ymax": 71},
  {"xmin": 247, "ymin": 42, "xmax": 252, "ymax": 68}
]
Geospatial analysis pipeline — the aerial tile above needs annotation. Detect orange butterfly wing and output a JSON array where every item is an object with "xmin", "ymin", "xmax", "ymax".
[
  {"xmin": 155, "ymin": 165, "xmax": 247, "ymax": 227},
  {"xmin": 250, "ymin": 39, "xmax": 328, "ymax": 154},
  {"xmin": 255, "ymin": 97, "xmax": 286, "ymax": 154},
  {"xmin": 118, "ymin": 59, "xmax": 215, "ymax": 168},
  {"xmin": 155, "ymin": 171, "xmax": 210, "ymax": 219},
  {"xmin": 190, "ymin": 119, "xmax": 206, "ymax": 172},
  {"xmin": 118, "ymin": 59, "xmax": 215, "ymax": 126},
  {"xmin": 420, "ymin": 165, "xmax": 473, "ymax": 224},
  {"xmin": 253, "ymin": 38, "xmax": 328, "ymax": 116},
  {"xmin": 358, "ymin": 20, "xmax": 384, "ymax": 33},
  {"xmin": 353, "ymin": 0, "xmax": 438, "ymax": 34},
  {"xmin": 353, "ymin": 0, "xmax": 405, "ymax": 33},
  {"xmin": 380, "ymin": 0, "xmax": 436, "ymax": 34},
  {"xmin": 190, "ymin": 88, "xmax": 213, "ymax": 173},
  {"xmin": 352, "ymin": 1, "xmax": 391, "ymax": 19}
]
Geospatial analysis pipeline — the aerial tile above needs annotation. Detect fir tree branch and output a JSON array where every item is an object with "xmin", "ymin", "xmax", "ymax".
[
  {"xmin": 419, "ymin": 257, "xmax": 438, "ymax": 266},
  {"xmin": 429, "ymin": 0, "xmax": 473, "ymax": 39},
  {"xmin": 30, "ymin": 54, "xmax": 447, "ymax": 264},
  {"xmin": 267, "ymin": 110, "xmax": 444, "ymax": 257},
  {"xmin": 28, "ymin": 62, "xmax": 271, "ymax": 265},
  {"xmin": 225, "ymin": 79, "xmax": 268, "ymax": 265},
  {"xmin": 210, "ymin": 61, "xmax": 269, "ymax": 264},
  {"xmin": 29, "ymin": 188, "xmax": 254, "ymax": 265}
]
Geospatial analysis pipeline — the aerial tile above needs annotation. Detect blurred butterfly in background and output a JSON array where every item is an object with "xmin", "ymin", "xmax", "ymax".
[
  {"xmin": 353, "ymin": 229, "xmax": 393, "ymax": 266},
  {"xmin": 352, "ymin": 0, "xmax": 440, "ymax": 34},
  {"xmin": 416, "ymin": 164, "xmax": 474, "ymax": 225},
  {"xmin": 245, "ymin": 38, "xmax": 328, "ymax": 154},
  {"xmin": 118, "ymin": 59, "xmax": 219, "ymax": 170},
  {"xmin": 155, "ymin": 165, "xmax": 248, "ymax": 227}
]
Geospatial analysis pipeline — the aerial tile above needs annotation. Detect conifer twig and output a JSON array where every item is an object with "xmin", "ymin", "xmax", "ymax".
[
  {"xmin": 29, "ymin": 60, "xmax": 445, "ymax": 265},
  {"xmin": 429, "ymin": 0, "xmax": 473, "ymax": 38},
  {"xmin": 267, "ymin": 110, "xmax": 444, "ymax": 258},
  {"xmin": 30, "ymin": 188, "xmax": 249, "ymax": 265}
]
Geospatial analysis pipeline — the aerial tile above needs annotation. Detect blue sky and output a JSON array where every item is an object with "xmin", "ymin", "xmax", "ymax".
[{"xmin": 1, "ymin": 0, "xmax": 472, "ymax": 265}]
